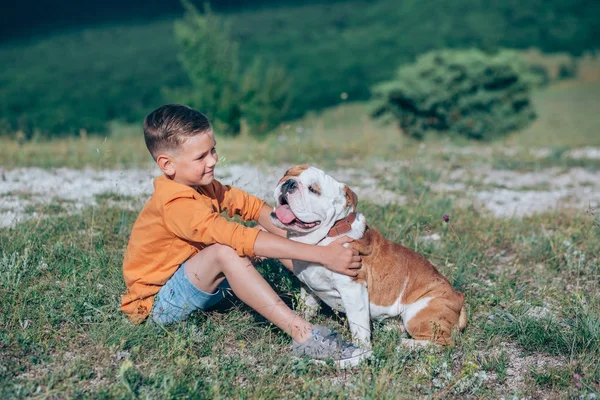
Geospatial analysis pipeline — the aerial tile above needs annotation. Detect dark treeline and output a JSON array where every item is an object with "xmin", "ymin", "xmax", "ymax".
[{"xmin": 0, "ymin": 0, "xmax": 346, "ymax": 41}]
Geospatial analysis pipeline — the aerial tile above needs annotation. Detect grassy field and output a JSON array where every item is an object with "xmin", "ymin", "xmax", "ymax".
[
  {"xmin": 1, "ymin": 81, "xmax": 599, "ymax": 398},
  {"xmin": 2, "ymin": 81, "xmax": 600, "ymax": 171}
]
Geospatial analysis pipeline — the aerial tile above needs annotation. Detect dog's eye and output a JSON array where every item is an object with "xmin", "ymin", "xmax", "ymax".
[{"xmin": 308, "ymin": 184, "xmax": 321, "ymax": 195}]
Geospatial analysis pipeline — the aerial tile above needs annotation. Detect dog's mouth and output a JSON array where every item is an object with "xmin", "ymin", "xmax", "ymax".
[{"xmin": 275, "ymin": 196, "xmax": 321, "ymax": 229}]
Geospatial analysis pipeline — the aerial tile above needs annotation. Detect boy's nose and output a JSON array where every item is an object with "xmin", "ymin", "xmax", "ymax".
[{"xmin": 207, "ymin": 152, "xmax": 218, "ymax": 166}]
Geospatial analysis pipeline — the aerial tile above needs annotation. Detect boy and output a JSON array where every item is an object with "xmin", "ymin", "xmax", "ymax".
[{"xmin": 121, "ymin": 104, "xmax": 370, "ymax": 367}]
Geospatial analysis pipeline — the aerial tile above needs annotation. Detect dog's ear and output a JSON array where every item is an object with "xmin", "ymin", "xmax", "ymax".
[
  {"xmin": 343, "ymin": 185, "xmax": 358, "ymax": 210},
  {"xmin": 278, "ymin": 164, "xmax": 309, "ymax": 184}
]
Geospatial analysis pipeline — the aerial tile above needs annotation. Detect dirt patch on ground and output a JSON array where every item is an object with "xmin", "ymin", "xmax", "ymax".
[
  {"xmin": 480, "ymin": 342, "xmax": 567, "ymax": 398},
  {"xmin": 1, "ymin": 154, "xmax": 599, "ymax": 226},
  {"xmin": 435, "ymin": 166, "xmax": 600, "ymax": 217}
]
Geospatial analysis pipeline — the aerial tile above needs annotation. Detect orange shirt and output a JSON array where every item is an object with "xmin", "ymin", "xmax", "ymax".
[{"xmin": 121, "ymin": 174, "xmax": 265, "ymax": 323}]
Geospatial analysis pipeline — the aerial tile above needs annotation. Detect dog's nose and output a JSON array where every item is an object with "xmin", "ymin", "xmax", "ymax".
[{"xmin": 281, "ymin": 179, "xmax": 298, "ymax": 195}]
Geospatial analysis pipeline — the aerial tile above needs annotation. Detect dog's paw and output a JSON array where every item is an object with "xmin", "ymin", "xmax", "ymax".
[{"xmin": 396, "ymin": 338, "xmax": 433, "ymax": 351}]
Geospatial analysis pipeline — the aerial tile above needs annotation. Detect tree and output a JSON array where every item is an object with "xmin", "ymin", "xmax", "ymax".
[{"xmin": 172, "ymin": 1, "xmax": 292, "ymax": 135}]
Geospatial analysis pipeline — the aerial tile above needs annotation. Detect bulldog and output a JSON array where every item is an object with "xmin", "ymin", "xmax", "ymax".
[{"xmin": 271, "ymin": 165, "xmax": 466, "ymax": 348}]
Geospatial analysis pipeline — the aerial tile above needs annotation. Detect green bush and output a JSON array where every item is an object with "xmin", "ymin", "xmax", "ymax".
[
  {"xmin": 171, "ymin": 1, "xmax": 242, "ymax": 134},
  {"xmin": 239, "ymin": 59, "xmax": 292, "ymax": 135},
  {"xmin": 171, "ymin": 1, "xmax": 292, "ymax": 135},
  {"xmin": 371, "ymin": 49, "xmax": 537, "ymax": 140}
]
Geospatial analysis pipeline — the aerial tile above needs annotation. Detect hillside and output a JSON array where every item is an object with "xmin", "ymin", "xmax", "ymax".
[{"xmin": 1, "ymin": 0, "xmax": 598, "ymax": 136}]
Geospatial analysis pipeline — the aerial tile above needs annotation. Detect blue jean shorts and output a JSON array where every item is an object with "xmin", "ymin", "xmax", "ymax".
[{"xmin": 150, "ymin": 262, "xmax": 230, "ymax": 325}]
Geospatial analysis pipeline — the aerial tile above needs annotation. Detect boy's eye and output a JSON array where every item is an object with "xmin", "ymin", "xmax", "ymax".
[
  {"xmin": 308, "ymin": 185, "xmax": 321, "ymax": 195},
  {"xmin": 197, "ymin": 147, "xmax": 216, "ymax": 161}
]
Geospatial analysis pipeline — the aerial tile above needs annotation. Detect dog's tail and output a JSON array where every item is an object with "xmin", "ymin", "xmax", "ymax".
[{"xmin": 458, "ymin": 304, "xmax": 467, "ymax": 330}]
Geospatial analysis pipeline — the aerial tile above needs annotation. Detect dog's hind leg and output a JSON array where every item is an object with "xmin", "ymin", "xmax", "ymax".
[{"xmin": 403, "ymin": 297, "xmax": 462, "ymax": 346}]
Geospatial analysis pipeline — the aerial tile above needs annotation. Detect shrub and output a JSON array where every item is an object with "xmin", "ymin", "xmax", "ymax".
[
  {"xmin": 371, "ymin": 49, "xmax": 537, "ymax": 140},
  {"xmin": 172, "ymin": 1, "xmax": 242, "ymax": 134},
  {"xmin": 239, "ymin": 58, "xmax": 293, "ymax": 135},
  {"xmin": 171, "ymin": 1, "xmax": 292, "ymax": 136}
]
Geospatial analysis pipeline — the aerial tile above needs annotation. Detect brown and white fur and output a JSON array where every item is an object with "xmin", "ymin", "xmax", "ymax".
[{"xmin": 270, "ymin": 165, "xmax": 466, "ymax": 349}]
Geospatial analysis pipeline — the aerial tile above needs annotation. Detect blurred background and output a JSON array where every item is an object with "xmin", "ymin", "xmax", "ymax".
[{"xmin": 1, "ymin": 0, "xmax": 599, "ymax": 143}]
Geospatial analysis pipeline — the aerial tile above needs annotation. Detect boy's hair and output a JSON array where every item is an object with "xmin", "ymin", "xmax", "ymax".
[{"xmin": 143, "ymin": 104, "xmax": 212, "ymax": 160}]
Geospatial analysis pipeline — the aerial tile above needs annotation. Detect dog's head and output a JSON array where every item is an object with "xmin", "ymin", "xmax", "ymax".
[{"xmin": 271, "ymin": 165, "xmax": 357, "ymax": 240}]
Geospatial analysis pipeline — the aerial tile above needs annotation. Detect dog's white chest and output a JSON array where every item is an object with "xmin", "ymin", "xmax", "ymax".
[{"xmin": 294, "ymin": 262, "xmax": 355, "ymax": 312}]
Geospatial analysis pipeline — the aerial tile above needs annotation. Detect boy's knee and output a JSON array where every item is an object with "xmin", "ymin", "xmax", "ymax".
[
  {"xmin": 210, "ymin": 244, "xmax": 256, "ymax": 274},
  {"xmin": 212, "ymin": 243, "xmax": 242, "ymax": 263}
]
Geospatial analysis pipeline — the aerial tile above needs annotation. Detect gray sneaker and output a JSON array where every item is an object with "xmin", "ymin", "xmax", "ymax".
[{"xmin": 292, "ymin": 325, "xmax": 371, "ymax": 368}]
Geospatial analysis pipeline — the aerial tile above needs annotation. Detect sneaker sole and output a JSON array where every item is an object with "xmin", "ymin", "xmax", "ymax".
[
  {"xmin": 299, "ymin": 349, "xmax": 373, "ymax": 369},
  {"xmin": 335, "ymin": 349, "xmax": 372, "ymax": 368}
]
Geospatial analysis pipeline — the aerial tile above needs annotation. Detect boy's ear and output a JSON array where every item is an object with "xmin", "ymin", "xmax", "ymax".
[{"xmin": 156, "ymin": 154, "xmax": 176, "ymax": 176}]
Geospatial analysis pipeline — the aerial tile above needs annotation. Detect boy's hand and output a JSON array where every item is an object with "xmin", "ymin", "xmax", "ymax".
[{"xmin": 321, "ymin": 236, "xmax": 362, "ymax": 277}]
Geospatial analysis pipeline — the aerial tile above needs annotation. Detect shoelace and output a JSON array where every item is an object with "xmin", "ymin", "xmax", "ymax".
[
  {"xmin": 331, "ymin": 332, "xmax": 362, "ymax": 356},
  {"xmin": 319, "ymin": 330, "xmax": 359, "ymax": 355}
]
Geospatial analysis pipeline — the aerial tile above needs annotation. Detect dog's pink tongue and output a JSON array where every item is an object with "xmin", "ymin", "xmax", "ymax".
[{"xmin": 275, "ymin": 205, "xmax": 296, "ymax": 224}]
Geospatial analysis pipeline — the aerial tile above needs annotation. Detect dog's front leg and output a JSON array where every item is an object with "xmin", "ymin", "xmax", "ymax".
[
  {"xmin": 340, "ymin": 282, "xmax": 371, "ymax": 349},
  {"xmin": 298, "ymin": 286, "xmax": 321, "ymax": 320}
]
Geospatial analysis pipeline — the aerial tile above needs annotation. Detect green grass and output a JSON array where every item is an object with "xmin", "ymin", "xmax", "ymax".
[
  {"xmin": 506, "ymin": 81, "xmax": 600, "ymax": 148},
  {"xmin": 1, "ymin": 174, "xmax": 599, "ymax": 398},
  {"xmin": 479, "ymin": 351, "xmax": 509, "ymax": 382}
]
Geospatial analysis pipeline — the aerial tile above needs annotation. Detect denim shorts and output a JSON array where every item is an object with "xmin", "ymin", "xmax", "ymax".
[{"xmin": 150, "ymin": 262, "xmax": 230, "ymax": 325}]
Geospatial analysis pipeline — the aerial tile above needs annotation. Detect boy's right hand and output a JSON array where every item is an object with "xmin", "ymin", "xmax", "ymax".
[{"xmin": 321, "ymin": 236, "xmax": 362, "ymax": 277}]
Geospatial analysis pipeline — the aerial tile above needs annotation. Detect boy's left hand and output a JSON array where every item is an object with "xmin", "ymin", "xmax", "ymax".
[{"xmin": 321, "ymin": 236, "xmax": 362, "ymax": 277}]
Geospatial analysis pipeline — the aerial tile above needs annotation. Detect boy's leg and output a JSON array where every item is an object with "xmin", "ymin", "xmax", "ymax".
[
  {"xmin": 184, "ymin": 244, "xmax": 314, "ymax": 343},
  {"xmin": 181, "ymin": 243, "xmax": 371, "ymax": 367},
  {"xmin": 151, "ymin": 264, "xmax": 229, "ymax": 325}
]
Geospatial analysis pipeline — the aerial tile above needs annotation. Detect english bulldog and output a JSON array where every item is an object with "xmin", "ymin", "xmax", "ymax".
[{"xmin": 271, "ymin": 165, "xmax": 466, "ymax": 349}]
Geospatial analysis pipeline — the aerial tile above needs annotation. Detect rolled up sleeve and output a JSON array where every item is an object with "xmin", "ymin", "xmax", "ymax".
[
  {"xmin": 164, "ymin": 196, "xmax": 260, "ymax": 257},
  {"xmin": 209, "ymin": 181, "xmax": 265, "ymax": 222}
]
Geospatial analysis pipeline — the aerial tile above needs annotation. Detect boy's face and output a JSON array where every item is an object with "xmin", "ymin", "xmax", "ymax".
[{"xmin": 160, "ymin": 130, "xmax": 218, "ymax": 187}]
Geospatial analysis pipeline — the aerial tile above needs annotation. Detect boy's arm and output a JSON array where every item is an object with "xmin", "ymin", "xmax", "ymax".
[
  {"xmin": 165, "ymin": 196, "xmax": 261, "ymax": 257},
  {"xmin": 253, "ymin": 228, "xmax": 362, "ymax": 278},
  {"xmin": 209, "ymin": 181, "xmax": 264, "ymax": 222}
]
